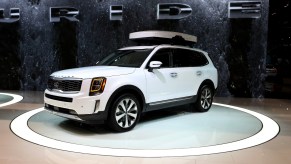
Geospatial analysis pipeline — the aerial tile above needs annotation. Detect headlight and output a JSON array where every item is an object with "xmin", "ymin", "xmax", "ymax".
[{"xmin": 89, "ymin": 77, "xmax": 106, "ymax": 96}]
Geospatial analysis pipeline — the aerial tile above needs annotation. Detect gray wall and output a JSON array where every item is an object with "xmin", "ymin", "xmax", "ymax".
[{"xmin": 0, "ymin": 0, "xmax": 269, "ymax": 97}]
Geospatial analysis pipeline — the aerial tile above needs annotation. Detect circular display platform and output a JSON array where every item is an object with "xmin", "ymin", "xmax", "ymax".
[
  {"xmin": 0, "ymin": 94, "xmax": 14, "ymax": 104},
  {"xmin": 28, "ymin": 105, "xmax": 262, "ymax": 149},
  {"xmin": 11, "ymin": 103, "xmax": 280, "ymax": 157},
  {"xmin": 0, "ymin": 93, "xmax": 23, "ymax": 108}
]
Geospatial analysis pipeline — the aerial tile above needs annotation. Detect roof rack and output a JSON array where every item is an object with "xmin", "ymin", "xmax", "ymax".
[{"xmin": 129, "ymin": 31, "xmax": 197, "ymax": 47}]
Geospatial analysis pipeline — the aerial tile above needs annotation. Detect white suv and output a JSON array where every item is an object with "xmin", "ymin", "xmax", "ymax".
[{"xmin": 44, "ymin": 32, "xmax": 218, "ymax": 132}]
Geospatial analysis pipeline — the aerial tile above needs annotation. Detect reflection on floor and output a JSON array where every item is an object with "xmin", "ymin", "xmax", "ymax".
[
  {"xmin": 27, "ymin": 105, "xmax": 262, "ymax": 149},
  {"xmin": 0, "ymin": 94, "xmax": 13, "ymax": 104},
  {"xmin": 0, "ymin": 90, "xmax": 291, "ymax": 163}
]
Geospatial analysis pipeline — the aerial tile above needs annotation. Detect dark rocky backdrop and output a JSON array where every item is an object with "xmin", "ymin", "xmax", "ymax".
[{"xmin": 0, "ymin": 0, "xmax": 269, "ymax": 97}]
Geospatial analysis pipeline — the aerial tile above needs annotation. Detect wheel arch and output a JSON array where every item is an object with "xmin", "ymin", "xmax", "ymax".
[
  {"xmin": 193, "ymin": 79, "xmax": 215, "ymax": 112},
  {"xmin": 105, "ymin": 85, "xmax": 146, "ymax": 116},
  {"xmin": 199, "ymin": 79, "xmax": 216, "ymax": 93}
]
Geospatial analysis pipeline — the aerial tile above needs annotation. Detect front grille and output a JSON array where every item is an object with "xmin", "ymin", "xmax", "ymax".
[{"xmin": 48, "ymin": 77, "xmax": 82, "ymax": 92}]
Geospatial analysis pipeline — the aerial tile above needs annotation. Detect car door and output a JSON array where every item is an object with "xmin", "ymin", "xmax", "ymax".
[
  {"xmin": 172, "ymin": 48, "xmax": 209, "ymax": 97},
  {"xmin": 144, "ymin": 48, "xmax": 179, "ymax": 103}
]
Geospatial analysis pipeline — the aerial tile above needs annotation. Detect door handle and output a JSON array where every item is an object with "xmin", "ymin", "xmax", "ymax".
[
  {"xmin": 170, "ymin": 72, "xmax": 178, "ymax": 78},
  {"xmin": 196, "ymin": 71, "xmax": 202, "ymax": 76}
]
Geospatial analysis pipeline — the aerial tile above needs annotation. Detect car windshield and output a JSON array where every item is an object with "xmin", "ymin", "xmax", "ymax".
[{"xmin": 97, "ymin": 49, "xmax": 153, "ymax": 68}]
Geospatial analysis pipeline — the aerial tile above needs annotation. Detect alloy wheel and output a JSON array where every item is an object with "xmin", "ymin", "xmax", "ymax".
[
  {"xmin": 200, "ymin": 87, "xmax": 212, "ymax": 110},
  {"xmin": 115, "ymin": 98, "xmax": 138, "ymax": 128}
]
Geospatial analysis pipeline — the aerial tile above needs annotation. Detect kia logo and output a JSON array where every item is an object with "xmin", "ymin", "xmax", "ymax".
[{"xmin": 54, "ymin": 82, "xmax": 59, "ymax": 88}]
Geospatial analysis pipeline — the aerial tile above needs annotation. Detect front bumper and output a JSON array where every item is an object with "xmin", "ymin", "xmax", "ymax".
[
  {"xmin": 44, "ymin": 91, "xmax": 99, "ymax": 115},
  {"xmin": 44, "ymin": 82, "xmax": 111, "ymax": 122},
  {"xmin": 45, "ymin": 104, "xmax": 108, "ymax": 123}
]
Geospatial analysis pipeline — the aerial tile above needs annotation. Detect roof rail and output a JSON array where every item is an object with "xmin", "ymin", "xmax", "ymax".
[{"xmin": 129, "ymin": 31, "xmax": 197, "ymax": 47}]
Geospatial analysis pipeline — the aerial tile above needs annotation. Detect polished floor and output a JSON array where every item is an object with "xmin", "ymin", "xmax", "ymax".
[
  {"xmin": 0, "ymin": 90, "xmax": 291, "ymax": 163},
  {"xmin": 26, "ymin": 104, "xmax": 262, "ymax": 149}
]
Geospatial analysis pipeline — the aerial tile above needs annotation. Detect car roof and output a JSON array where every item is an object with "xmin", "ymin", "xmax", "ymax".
[
  {"xmin": 156, "ymin": 45, "xmax": 207, "ymax": 53},
  {"xmin": 119, "ymin": 46, "xmax": 157, "ymax": 50},
  {"xmin": 119, "ymin": 45, "xmax": 206, "ymax": 54}
]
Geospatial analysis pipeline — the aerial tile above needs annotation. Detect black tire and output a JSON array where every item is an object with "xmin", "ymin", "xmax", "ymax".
[
  {"xmin": 194, "ymin": 85, "xmax": 214, "ymax": 112},
  {"xmin": 107, "ymin": 93, "xmax": 141, "ymax": 132}
]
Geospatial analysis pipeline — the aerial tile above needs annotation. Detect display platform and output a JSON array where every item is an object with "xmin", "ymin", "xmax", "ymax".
[
  {"xmin": 0, "ymin": 94, "xmax": 14, "ymax": 104},
  {"xmin": 11, "ymin": 103, "xmax": 280, "ymax": 157},
  {"xmin": 28, "ymin": 105, "xmax": 262, "ymax": 149},
  {"xmin": 0, "ymin": 93, "xmax": 23, "ymax": 108}
]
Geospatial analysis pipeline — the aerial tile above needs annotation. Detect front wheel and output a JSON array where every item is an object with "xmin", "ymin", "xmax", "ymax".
[
  {"xmin": 195, "ymin": 85, "xmax": 214, "ymax": 112},
  {"xmin": 107, "ymin": 94, "xmax": 141, "ymax": 132}
]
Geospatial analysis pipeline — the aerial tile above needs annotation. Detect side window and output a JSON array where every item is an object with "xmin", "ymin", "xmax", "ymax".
[
  {"xmin": 148, "ymin": 49, "xmax": 171, "ymax": 68},
  {"xmin": 173, "ymin": 49, "xmax": 208, "ymax": 67}
]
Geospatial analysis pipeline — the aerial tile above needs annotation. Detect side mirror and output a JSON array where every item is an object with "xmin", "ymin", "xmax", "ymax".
[{"xmin": 149, "ymin": 61, "xmax": 162, "ymax": 72}]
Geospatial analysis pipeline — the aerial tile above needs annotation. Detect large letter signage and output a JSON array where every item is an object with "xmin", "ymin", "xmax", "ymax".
[
  {"xmin": 110, "ymin": 5, "xmax": 123, "ymax": 21},
  {"xmin": 0, "ymin": 2, "xmax": 197, "ymax": 24},
  {"xmin": 228, "ymin": 1, "xmax": 261, "ymax": 18},
  {"xmin": 157, "ymin": 3, "xmax": 192, "ymax": 20},
  {"xmin": 0, "ymin": 8, "xmax": 20, "ymax": 23},
  {"xmin": 50, "ymin": 7, "xmax": 79, "ymax": 22}
]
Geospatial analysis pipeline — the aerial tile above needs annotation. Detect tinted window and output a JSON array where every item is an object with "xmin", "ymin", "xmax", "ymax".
[
  {"xmin": 148, "ymin": 49, "xmax": 171, "ymax": 68},
  {"xmin": 173, "ymin": 49, "xmax": 208, "ymax": 67},
  {"xmin": 98, "ymin": 49, "xmax": 152, "ymax": 68}
]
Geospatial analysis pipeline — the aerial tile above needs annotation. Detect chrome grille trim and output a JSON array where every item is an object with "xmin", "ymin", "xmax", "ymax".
[{"xmin": 47, "ymin": 77, "xmax": 82, "ymax": 93}]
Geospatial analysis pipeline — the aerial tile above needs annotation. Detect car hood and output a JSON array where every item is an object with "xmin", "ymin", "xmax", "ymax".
[{"xmin": 50, "ymin": 66, "xmax": 136, "ymax": 79}]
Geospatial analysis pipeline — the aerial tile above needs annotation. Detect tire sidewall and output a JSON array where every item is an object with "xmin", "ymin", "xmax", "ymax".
[
  {"xmin": 196, "ymin": 85, "xmax": 213, "ymax": 112},
  {"xmin": 108, "ymin": 93, "xmax": 141, "ymax": 132}
]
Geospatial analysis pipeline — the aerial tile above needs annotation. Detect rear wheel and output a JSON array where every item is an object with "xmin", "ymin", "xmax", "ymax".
[
  {"xmin": 194, "ymin": 85, "xmax": 213, "ymax": 112},
  {"xmin": 107, "ymin": 94, "xmax": 141, "ymax": 132}
]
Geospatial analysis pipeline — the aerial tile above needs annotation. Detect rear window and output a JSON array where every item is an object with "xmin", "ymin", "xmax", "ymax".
[{"xmin": 172, "ymin": 49, "xmax": 209, "ymax": 67}]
